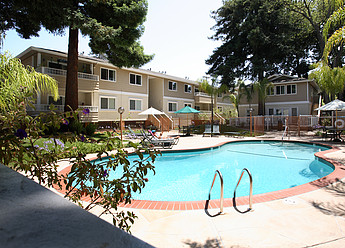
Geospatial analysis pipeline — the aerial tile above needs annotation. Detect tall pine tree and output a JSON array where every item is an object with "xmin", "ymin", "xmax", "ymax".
[{"xmin": 0, "ymin": 0, "xmax": 153, "ymax": 111}]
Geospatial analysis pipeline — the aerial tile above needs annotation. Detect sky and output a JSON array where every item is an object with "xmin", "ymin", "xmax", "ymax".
[{"xmin": 2, "ymin": 0, "xmax": 223, "ymax": 81}]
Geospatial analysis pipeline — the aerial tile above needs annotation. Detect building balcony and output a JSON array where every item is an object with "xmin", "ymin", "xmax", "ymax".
[
  {"xmin": 27, "ymin": 104, "xmax": 98, "ymax": 112},
  {"xmin": 37, "ymin": 67, "xmax": 99, "ymax": 81},
  {"xmin": 194, "ymin": 92, "xmax": 210, "ymax": 97}
]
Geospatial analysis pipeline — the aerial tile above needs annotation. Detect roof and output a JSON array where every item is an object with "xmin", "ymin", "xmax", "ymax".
[
  {"xmin": 267, "ymin": 74, "xmax": 318, "ymax": 89},
  {"xmin": 16, "ymin": 46, "xmax": 199, "ymax": 86}
]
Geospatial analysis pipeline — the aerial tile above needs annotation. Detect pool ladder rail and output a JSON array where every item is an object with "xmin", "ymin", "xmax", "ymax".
[
  {"xmin": 208, "ymin": 168, "xmax": 253, "ymax": 215},
  {"xmin": 208, "ymin": 170, "xmax": 224, "ymax": 214},
  {"xmin": 233, "ymin": 168, "xmax": 253, "ymax": 213}
]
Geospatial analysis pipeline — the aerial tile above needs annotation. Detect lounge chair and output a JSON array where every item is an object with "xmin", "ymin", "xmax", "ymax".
[
  {"xmin": 140, "ymin": 130, "xmax": 177, "ymax": 148},
  {"xmin": 203, "ymin": 124, "xmax": 220, "ymax": 137},
  {"xmin": 125, "ymin": 126, "xmax": 143, "ymax": 139},
  {"xmin": 148, "ymin": 130, "xmax": 179, "ymax": 145}
]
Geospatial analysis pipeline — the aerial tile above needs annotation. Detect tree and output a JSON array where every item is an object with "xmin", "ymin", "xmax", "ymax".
[
  {"xmin": 0, "ymin": 0, "xmax": 153, "ymax": 111},
  {"xmin": 254, "ymin": 78, "xmax": 273, "ymax": 115},
  {"xmin": 198, "ymin": 76, "xmax": 228, "ymax": 135},
  {"xmin": 287, "ymin": 0, "xmax": 341, "ymax": 58},
  {"xmin": 239, "ymin": 81, "xmax": 254, "ymax": 112},
  {"xmin": 0, "ymin": 52, "xmax": 58, "ymax": 112},
  {"xmin": 206, "ymin": 0, "xmax": 314, "ymax": 88},
  {"xmin": 308, "ymin": 0, "xmax": 345, "ymax": 100}
]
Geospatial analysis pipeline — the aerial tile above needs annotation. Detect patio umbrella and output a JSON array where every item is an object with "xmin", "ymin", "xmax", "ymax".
[
  {"xmin": 138, "ymin": 107, "xmax": 164, "ymax": 115},
  {"xmin": 315, "ymin": 99, "xmax": 345, "ymax": 126},
  {"xmin": 139, "ymin": 107, "xmax": 164, "ymax": 130},
  {"xmin": 315, "ymin": 99, "xmax": 345, "ymax": 111},
  {"xmin": 175, "ymin": 106, "xmax": 200, "ymax": 126}
]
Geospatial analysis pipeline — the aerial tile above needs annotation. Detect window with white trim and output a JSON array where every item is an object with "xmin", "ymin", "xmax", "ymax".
[
  {"xmin": 129, "ymin": 73, "xmax": 142, "ymax": 86},
  {"xmin": 287, "ymin": 84, "xmax": 297, "ymax": 94},
  {"xmin": 129, "ymin": 99, "xmax": 142, "ymax": 111},
  {"xmin": 184, "ymin": 103, "xmax": 192, "ymax": 107},
  {"xmin": 275, "ymin": 85, "xmax": 285, "ymax": 95},
  {"xmin": 184, "ymin": 84, "xmax": 191, "ymax": 93},
  {"xmin": 168, "ymin": 102, "xmax": 177, "ymax": 112},
  {"xmin": 168, "ymin": 81, "xmax": 177, "ymax": 91},
  {"xmin": 101, "ymin": 68, "xmax": 116, "ymax": 81},
  {"xmin": 100, "ymin": 97, "xmax": 116, "ymax": 110}
]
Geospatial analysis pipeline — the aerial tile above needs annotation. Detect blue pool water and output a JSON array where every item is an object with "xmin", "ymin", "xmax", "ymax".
[{"xmin": 100, "ymin": 141, "xmax": 334, "ymax": 201}]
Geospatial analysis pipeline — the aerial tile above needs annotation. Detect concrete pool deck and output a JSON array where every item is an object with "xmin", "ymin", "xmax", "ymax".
[{"xmin": 88, "ymin": 131, "xmax": 345, "ymax": 247}]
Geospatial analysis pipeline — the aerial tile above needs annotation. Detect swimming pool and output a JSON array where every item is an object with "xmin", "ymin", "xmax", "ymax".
[{"xmin": 101, "ymin": 141, "xmax": 334, "ymax": 202}]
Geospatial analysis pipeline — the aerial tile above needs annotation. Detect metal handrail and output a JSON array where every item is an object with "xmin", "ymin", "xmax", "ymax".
[
  {"xmin": 208, "ymin": 170, "xmax": 224, "ymax": 214},
  {"xmin": 233, "ymin": 168, "xmax": 253, "ymax": 211}
]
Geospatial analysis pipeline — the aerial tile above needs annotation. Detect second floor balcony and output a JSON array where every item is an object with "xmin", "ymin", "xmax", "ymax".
[{"xmin": 37, "ymin": 67, "xmax": 99, "ymax": 81}]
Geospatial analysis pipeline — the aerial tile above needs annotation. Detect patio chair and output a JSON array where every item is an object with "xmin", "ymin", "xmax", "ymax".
[
  {"xmin": 125, "ymin": 126, "xmax": 143, "ymax": 139},
  {"xmin": 203, "ymin": 124, "xmax": 220, "ymax": 137},
  {"xmin": 148, "ymin": 130, "xmax": 179, "ymax": 145},
  {"xmin": 140, "ymin": 130, "xmax": 176, "ymax": 148}
]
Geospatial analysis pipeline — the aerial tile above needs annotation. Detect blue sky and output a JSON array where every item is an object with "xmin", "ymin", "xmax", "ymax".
[{"xmin": 2, "ymin": 0, "xmax": 223, "ymax": 81}]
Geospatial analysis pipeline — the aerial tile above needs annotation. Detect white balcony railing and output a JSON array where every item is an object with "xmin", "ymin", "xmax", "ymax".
[
  {"xmin": 38, "ymin": 67, "xmax": 99, "ymax": 81},
  {"xmin": 27, "ymin": 104, "xmax": 98, "ymax": 113},
  {"xmin": 194, "ymin": 92, "xmax": 210, "ymax": 97}
]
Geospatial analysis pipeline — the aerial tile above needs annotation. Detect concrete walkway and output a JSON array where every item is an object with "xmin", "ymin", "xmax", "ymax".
[{"xmin": 91, "ymin": 131, "xmax": 345, "ymax": 248}]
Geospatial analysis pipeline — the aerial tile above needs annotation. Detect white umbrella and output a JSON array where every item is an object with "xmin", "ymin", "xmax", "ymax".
[
  {"xmin": 316, "ymin": 99, "xmax": 345, "ymax": 127},
  {"xmin": 315, "ymin": 99, "xmax": 345, "ymax": 111},
  {"xmin": 138, "ymin": 107, "xmax": 164, "ymax": 115}
]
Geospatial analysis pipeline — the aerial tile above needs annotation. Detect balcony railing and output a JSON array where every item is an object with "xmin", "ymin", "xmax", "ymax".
[
  {"xmin": 27, "ymin": 104, "xmax": 98, "ymax": 113},
  {"xmin": 194, "ymin": 92, "xmax": 210, "ymax": 97},
  {"xmin": 38, "ymin": 67, "xmax": 99, "ymax": 81}
]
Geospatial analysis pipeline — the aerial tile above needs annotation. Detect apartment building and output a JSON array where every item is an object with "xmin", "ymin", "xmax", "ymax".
[
  {"xmin": 238, "ymin": 74, "xmax": 319, "ymax": 117},
  {"xmin": 17, "ymin": 47, "xmax": 201, "ymax": 126}
]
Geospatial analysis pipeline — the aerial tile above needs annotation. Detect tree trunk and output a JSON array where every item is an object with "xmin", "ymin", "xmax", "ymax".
[{"xmin": 65, "ymin": 27, "xmax": 79, "ymax": 112}]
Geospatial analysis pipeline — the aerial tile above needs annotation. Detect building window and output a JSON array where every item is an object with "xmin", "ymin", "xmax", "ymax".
[
  {"xmin": 184, "ymin": 84, "xmax": 192, "ymax": 93},
  {"xmin": 48, "ymin": 96, "xmax": 65, "ymax": 106},
  {"xmin": 267, "ymin": 86, "xmax": 274, "ymax": 96},
  {"xmin": 168, "ymin": 102, "xmax": 177, "ymax": 112},
  {"xmin": 184, "ymin": 103, "xmax": 192, "ymax": 107},
  {"xmin": 268, "ymin": 108, "xmax": 274, "ymax": 115},
  {"xmin": 287, "ymin": 84, "xmax": 297, "ymax": 94},
  {"xmin": 291, "ymin": 108, "xmax": 298, "ymax": 116},
  {"xmin": 129, "ymin": 99, "xmax": 142, "ymax": 111},
  {"xmin": 217, "ymin": 92, "xmax": 223, "ymax": 98},
  {"xmin": 100, "ymin": 97, "xmax": 116, "ymax": 110},
  {"xmin": 275, "ymin": 85, "xmax": 285, "ymax": 95},
  {"xmin": 101, "ymin": 68, "xmax": 116, "ymax": 81},
  {"xmin": 168, "ymin": 81, "xmax": 177, "ymax": 91},
  {"xmin": 129, "ymin": 73, "xmax": 142, "ymax": 86}
]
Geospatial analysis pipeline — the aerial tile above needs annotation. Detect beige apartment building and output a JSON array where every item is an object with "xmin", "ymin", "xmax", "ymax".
[
  {"xmin": 238, "ymin": 74, "xmax": 320, "ymax": 117},
  {"xmin": 17, "ymin": 46, "xmax": 233, "ymax": 127}
]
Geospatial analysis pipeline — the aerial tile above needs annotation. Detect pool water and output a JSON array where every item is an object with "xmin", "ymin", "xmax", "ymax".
[{"xmin": 102, "ymin": 141, "xmax": 334, "ymax": 201}]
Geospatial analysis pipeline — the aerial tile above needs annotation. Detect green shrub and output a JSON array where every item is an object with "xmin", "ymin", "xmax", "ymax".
[{"xmin": 85, "ymin": 123, "xmax": 97, "ymax": 136}]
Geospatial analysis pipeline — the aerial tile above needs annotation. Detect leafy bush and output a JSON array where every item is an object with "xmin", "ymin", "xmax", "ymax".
[
  {"xmin": 85, "ymin": 123, "xmax": 97, "ymax": 136},
  {"xmin": 0, "ymin": 53, "xmax": 160, "ymax": 232}
]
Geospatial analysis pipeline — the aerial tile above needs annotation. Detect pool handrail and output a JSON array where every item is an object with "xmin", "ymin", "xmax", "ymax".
[
  {"xmin": 208, "ymin": 170, "xmax": 224, "ymax": 214},
  {"xmin": 234, "ymin": 168, "xmax": 253, "ymax": 211}
]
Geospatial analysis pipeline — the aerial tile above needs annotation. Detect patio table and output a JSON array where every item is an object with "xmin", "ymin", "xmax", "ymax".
[{"xmin": 325, "ymin": 128, "xmax": 345, "ymax": 142}]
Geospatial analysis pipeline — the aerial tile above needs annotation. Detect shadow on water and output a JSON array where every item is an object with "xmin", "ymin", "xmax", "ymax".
[{"xmin": 310, "ymin": 178, "xmax": 345, "ymax": 216}]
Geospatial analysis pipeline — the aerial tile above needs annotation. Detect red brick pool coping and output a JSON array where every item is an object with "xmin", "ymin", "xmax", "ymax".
[{"xmin": 56, "ymin": 140, "xmax": 345, "ymax": 211}]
